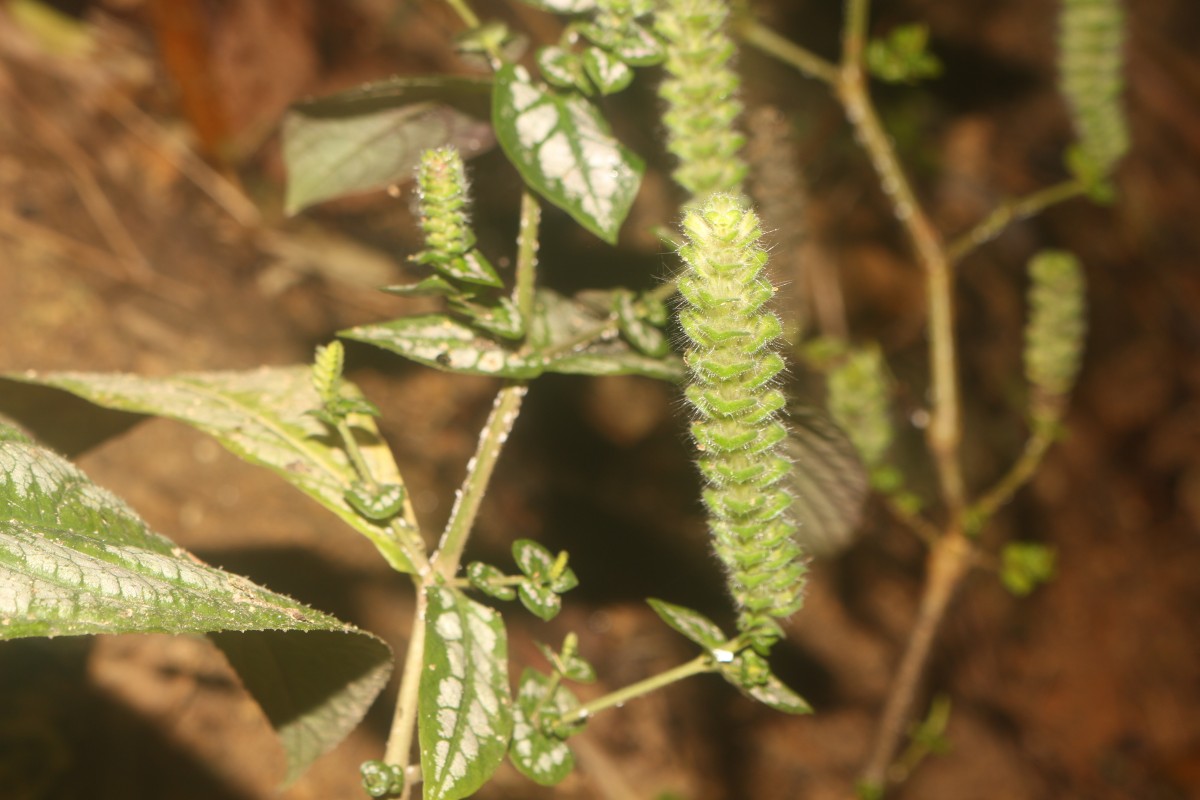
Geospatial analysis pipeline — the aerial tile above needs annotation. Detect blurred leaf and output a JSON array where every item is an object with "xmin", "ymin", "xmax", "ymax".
[
  {"xmin": 535, "ymin": 637, "xmax": 596, "ymax": 683},
  {"xmin": 1000, "ymin": 542, "xmax": 1056, "ymax": 596},
  {"xmin": 0, "ymin": 426, "xmax": 392, "ymax": 784},
  {"xmin": 419, "ymin": 586, "xmax": 512, "ymax": 800},
  {"xmin": 4, "ymin": 368, "xmax": 417, "ymax": 574},
  {"xmin": 492, "ymin": 64, "xmax": 643, "ymax": 243},
  {"xmin": 583, "ymin": 47, "xmax": 634, "ymax": 95},
  {"xmin": 866, "ymin": 24, "xmax": 942, "ymax": 84},
  {"xmin": 284, "ymin": 102, "xmax": 493, "ymax": 214},
  {"xmin": 783, "ymin": 406, "xmax": 869, "ymax": 557}
]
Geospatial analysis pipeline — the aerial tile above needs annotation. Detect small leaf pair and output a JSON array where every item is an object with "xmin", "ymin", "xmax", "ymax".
[{"xmin": 467, "ymin": 538, "xmax": 579, "ymax": 621}]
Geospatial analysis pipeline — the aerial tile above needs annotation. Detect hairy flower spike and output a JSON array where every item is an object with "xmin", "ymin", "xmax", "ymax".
[
  {"xmin": 414, "ymin": 146, "xmax": 501, "ymax": 287},
  {"xmin": 678, "ymin": 194, "xmax": 805, "ymax": 640},
  {"xmin": 656, "ymin": 0, "xmax": 747, "ymax": 204},
  {"xmin": 1024, "ymin": 250, "xmax": 1087, "ymax": 424},
  {"xmin": 1058, "ymin": 0, "xmax": 1128, "ymax": 188}
]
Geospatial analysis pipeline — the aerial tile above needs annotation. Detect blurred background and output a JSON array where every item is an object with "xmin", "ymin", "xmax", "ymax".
[{"xmin": 0, "ymin": 0, "xmax": 1198, "ymax": 798}]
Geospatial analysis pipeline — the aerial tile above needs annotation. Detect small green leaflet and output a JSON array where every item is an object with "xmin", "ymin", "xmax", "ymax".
[
  {"xmin": 510, "ymin": 668, "xmax": 580, "ymax": 786},
  {"xmin": 3, "ymin": 368, "xmax": 419, "ymax": 574},
  {"xmin": 419, "ymin": 586, "xmax": 513, "ymax": 800},
  {"xmin": 492, "ymin": 64, "xmax": 644, "ymax": 244},
  {"xmin": 0, "ymin": 428, "xmax": 392, "ymax": 784}
]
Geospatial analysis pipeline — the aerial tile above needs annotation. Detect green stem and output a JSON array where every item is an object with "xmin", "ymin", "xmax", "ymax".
[
  {"xmin": 384, "ymin": 583, "xmax": 429, "ymax": 798},
  {"xmin": 516, "ymin": 191, "xmax": 540, "ymax": 341},
  {"xmin": 834, "ymin": 3, "xmax": 965, "ymax": 518},
  {"xmin": 968, "ymin": 424, "xmax": 1057, "ymax": 528},
  {"xmin": 947, "ymin": 179, "xmax": 1087, "ymax": 264},
  {"xmin": 444, "ymin": 0, "xmax": 480, "ymax": 28},
  {"xmin": 735, "ymin": 20, "xmax": 839, "ymax": 86},
  {"xmin": 557, "ymin": 655, "xmax": 714, "ymax": 729},
  {"xmin": 442, "ymin": 0, "xmax": 502, "ymax": 65},
  {"xmin": 432, "ymin": 383, "xmax": 528, "ymax": 579}
]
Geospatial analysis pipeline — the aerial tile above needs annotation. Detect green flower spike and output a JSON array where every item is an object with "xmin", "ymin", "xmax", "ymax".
[
  {"xmin": 1024, "ymin": 250, "xmax": 1087, "ymax": 426},
  {"xmin": 678, "ymin": 194, "xmax": 805, "ymax": 642},
  {"xmin": 414, "ymin": 146, "xmax": 502, "ymax": 288},
  {"xmin": 656, "ymin": 0, "xmax": 747, "ymax": 204}
]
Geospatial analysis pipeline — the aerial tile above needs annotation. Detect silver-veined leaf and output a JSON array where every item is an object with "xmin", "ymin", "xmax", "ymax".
[
  {"xmin": 419, "ymin": 586, "xmax": 513, "ymax": 800},
  {"xmin": 341, "ymin": 289, "xmax": 683, "ymax": 381},
  {"xmin": 0, "ymin": 428, "xmax": 393, "ymax": 784},
  {"xmin": 509, "ymin": 668, "xmax": 580, "ymax": 786},
  {"xmin": 492, "ymin": 64, "xmax": 643, "ymax": 244},
  {"xmin": 647, "ymin": 598, "xmax": 726, "ymax": 650},
  {"xmin": 3, "ymin": 368, "xmax": 418, "ymax": 574}
]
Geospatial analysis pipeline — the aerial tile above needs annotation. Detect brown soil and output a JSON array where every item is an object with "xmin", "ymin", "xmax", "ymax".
[{"xmin": 1, "ymin": 1, "xmax": 1198, "ymax": 799}]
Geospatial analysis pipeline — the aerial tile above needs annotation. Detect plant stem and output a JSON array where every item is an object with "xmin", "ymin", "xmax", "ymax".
[
  {"xmin": 432, "ymin": 383, "xmax": 528, "ymax": 579},
  {"xmin": 735, "ymin": 20, "xmax": 839, "ymax": 86},
  {"xmin": 516, "ymin": 190, "xmax": 540, "ymax": 339},
  {"xmin": 384, "ymin": 583, "xmax": 429, "ymax": 797},
  {"xmin": 859, "ymin": 528, "xmax": 972, "ymax": 793},
  {"xmin": 833, "ymin": 3, "xmax": 977, "ymax": 788},
  {"xmin": 834, "ymin": 3, "xmax": 965, "ymax": 518},
  {"xmin": 558, "ymin": 655, "xmax": 714, "ymax": 728},
  {"xmin": 969, "ymin": 425, "xmax": 1056, "ymax": 527},
  {"xmin": 444, "ymin": 0, "xmax": 480, "ymax": 29},
  {"xmin": 947, "ymin": 179, "xmax": 1087, "ymax": 264}
]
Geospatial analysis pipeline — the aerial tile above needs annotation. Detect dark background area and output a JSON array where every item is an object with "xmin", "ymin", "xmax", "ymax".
[{"xmin": 1, "ymin": 0, "xmax": 1198, "ymax": 798}]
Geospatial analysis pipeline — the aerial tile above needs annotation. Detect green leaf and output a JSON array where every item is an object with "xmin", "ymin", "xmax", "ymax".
[
  {"xmin": 513, "ymin": 538, "xmax": 556, "ymax": 579},
  {"xmin": 583, "ymin": 47, "xmax": 634, "ymax": 95},
  {"xmin": 647, "ymin": 598, "xmax": 727, "ymax": 650},
  {"xmin": 345, "ymin": 482, "xmax": 406, "ymax": 521},
  {"xmin": 1000, "ymin": 542, "xmax": 1056, "ymax": 596},
  {"xmin": 527, "ymin": 289, "xmax": 685, "ymax": 381},
  {"xmin": 614, "ymin": 289, "xmax": 669, "ymax": 357},
  {"xmin": 492, "ymin": 64, "xmax": 644, "ymax": 244},
  {"xmin": 341, "ymin": 314, "xmax": 543, "ymax": 379},
  {"xmin": 537, "ymin": 45, "xmax": 592, "ymax": 94},
  {"xmin": 466, "ymin": 561, "xmax": 516, "ymax": 601},
  {"xmin": 509, "ymin": 668, "xmax": 579, "ymax": 786},
  {"xmin": 717, "ymin": 650, "xmax": 812, "ymax": 715},
  {"xmin": 4, "ymin": 368, "xmax": 418, "ymax": 574},
  {"xmin": 518, "ymin": 580, "xmax": 562, "ymax": 621},
  {"xmin": 419, "ymin": 586, "xmax": 513, "ymax": 800},
  {"xmin": 283, "ymin": 76, "xmax": 494, "ymax": 214},
  {"xmin": 535, "ymin": 637, "xmax": 596, "ymax": 683},
  {"xmin": 578, "ymin": 19, "xmax": 663, "ymax": 66},
  {"xmin": 383, "ymin": 275, "xmax": 462, "ymax": 298},
  {"xmin": 0, "ymin": 429, "xmax": 393, "ymax": 784},
  {"xmin": 342, "ymin": 289, "xmax": 684, "ymax": 381},
  {"xmin": 866, "ymin": 24, "xmax": 942, "ymax": 84}
]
